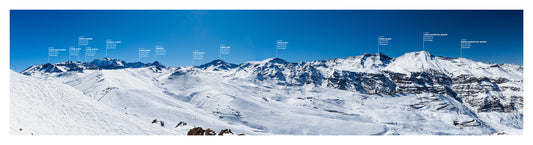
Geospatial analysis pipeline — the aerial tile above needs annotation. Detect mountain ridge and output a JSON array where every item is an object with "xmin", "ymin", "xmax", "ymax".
[
  {"xmin": 22, "ymin": 51, "xmax": 522, "ymax": 76},
  {"xmin": 20, "ymin": 50, "xmax": 523, "ymax": 113}
]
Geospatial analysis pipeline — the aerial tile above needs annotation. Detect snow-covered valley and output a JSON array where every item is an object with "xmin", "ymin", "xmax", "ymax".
[{"xmin": 11, "ymin": 51, "xmax": 523, "ymax": 135}]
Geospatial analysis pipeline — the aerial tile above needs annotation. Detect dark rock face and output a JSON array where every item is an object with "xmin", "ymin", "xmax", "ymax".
[
  {"xmin": 187, "ymin": 127, "xmax": 205, "ymax": 135},
  {"xmin": 450, "ymin": 75, "xmax": 519, "ymax": 112},
  {"xmin": 384, "ymin": 71, "xmax": 456, "ymax": 97},
  {"xmin": 325, "ymin": 71, "xmax": 396, "ymax": 94},
  {"xmin": 322, "ymin": 69, "xmax": 521, "ymax": 113},
  {"xmin": 322, "ymin": 70, "xmax": 458, "ymax": 97}
]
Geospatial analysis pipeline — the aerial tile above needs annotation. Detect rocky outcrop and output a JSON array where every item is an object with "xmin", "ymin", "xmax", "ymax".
[
  {"xmin": 175, "ymin": 121, "xmax": 187, "ymax": 128},
  {"xmin": 187, "ymin": 127, "xmax": 205, "ymax": 135}
]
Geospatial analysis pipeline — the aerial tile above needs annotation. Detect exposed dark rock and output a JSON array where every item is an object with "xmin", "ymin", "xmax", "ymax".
[
  {"xmin": 218, "ymin": 129, "xmax": 234, "ymax": 136},
  {"xmin": 187, "ymin": 127, "xmax": 205, "ymax": 135}
]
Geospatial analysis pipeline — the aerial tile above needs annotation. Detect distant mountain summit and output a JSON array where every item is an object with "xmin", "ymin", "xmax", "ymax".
[{"xmin": 21, "ymin": 58, "xmax": 166, "ymax": 76}]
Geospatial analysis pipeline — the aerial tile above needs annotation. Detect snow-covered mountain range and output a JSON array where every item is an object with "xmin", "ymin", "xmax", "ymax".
[{"xmin": 13, "ymin": 51, "xmax": 523, "ymax": 135}]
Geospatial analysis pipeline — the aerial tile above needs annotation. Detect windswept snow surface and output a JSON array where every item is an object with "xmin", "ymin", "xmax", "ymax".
[
  {"xmin": 12, "ymin": 51, "xmax": 522, "ymax": 135},
  {"xmin": 10, "ymin": 70, "xmax": 188, "ymax": 135}
]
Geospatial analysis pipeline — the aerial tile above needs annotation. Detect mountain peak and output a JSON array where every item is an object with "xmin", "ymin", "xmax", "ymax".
[
  {"xmin": 409, "ymin": 50, "xmax": 434, "ymax": 57},
  {"xmin": 21, "ymin": 62, "xmax": 65, "ymax": 75},
  {"xmin": 386, "ymin": 50, "xmax": 441, "ymax": 74},
  {"xmin": 208, "ymin": 59, "xmax": 226, "ymax": 65},
  {"xmin": 395, "ymin": 51, "xmax": 436, "ymax": 62}
]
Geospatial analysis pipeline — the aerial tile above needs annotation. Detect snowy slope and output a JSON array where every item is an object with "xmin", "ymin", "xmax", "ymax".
[
  {"xmin": 34, "ymin": 67, "xmax": 263, "ymax": 135},
  {"xmin": 35, "ymin": 67, "xmax": 512, "ymax": 135},
  {"xmin": 10, "ymin": 70, "xmax": 188, "ymax": 135}
]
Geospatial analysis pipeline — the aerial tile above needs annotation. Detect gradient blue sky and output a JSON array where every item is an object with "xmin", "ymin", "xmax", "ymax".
[{"xmin": 10, "ymin": 10, "xmax": 523, "ymax": 71}]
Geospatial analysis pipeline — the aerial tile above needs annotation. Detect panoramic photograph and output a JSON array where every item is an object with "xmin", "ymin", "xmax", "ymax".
[{"xmin": 9, "ymin": 10, "xmax": 523, "ymax": 135}]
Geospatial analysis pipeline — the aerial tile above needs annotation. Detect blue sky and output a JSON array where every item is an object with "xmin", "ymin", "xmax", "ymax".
[{"xmin": 10, "ymin": 10, "xmax": 523, "ymax": 71}]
